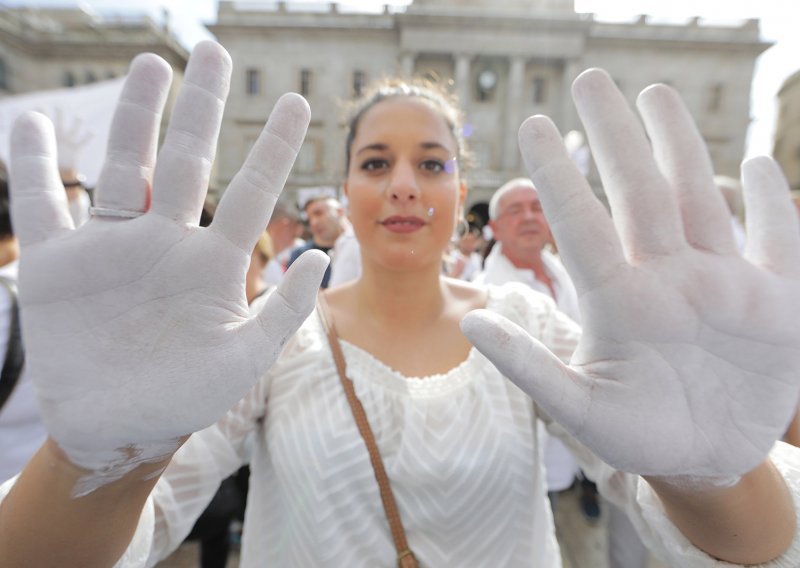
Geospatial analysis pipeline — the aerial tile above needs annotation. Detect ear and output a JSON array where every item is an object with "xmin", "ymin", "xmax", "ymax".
[{"xmin": 343, "ymin": 180, "xmax": 350, "ymax": 198}]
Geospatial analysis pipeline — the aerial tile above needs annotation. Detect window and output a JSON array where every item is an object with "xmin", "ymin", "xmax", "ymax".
[
  {"xmin": 353, "ymin": 70, "xmax": 365, "ymax": 98},
  {"xmin": 63, "ymin": 71, "xmax": 76, "ymax": 87},
  {"xmin": 532, "ymin": 77, "xmax": 547, "ymax": 104},
  {"xmin": 475, "ymin": 69, "xmax": 497, "ymax": 102},
  {"xmin": 299, "ymin": 69, "xmax": 312, "ymax": 97},
  {"xmin": 85, "ymin": 70, "xmax": 97, "ymax": 84},
  {"xmin": 246, "ymin": 68, "xmax": 260, "ymax": 95},
  {"xmin": 0, "ymin": 58, "xmax": 7, "ymax": 90},
  {"xmin": 708, "ymin": 83, "xmax": 724, "ymax": 112}
]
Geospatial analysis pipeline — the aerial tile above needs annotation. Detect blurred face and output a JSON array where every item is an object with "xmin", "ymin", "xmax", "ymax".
[
  {"xmin": 344, "ymin": 98, "xmax": 465, "ymax": 271},
  {"xmin": 305, "ymin": 198, "xmax": 343, "ymax": 247},
  {"xmin": 490, "ymin": 185, "xmax": 550, "ymax": 260}
]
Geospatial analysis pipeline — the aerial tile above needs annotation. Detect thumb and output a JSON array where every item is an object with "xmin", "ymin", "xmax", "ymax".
[
  {"xmin": 242, "ymin": 249, "xmax": 329, "ymax": 367},
  {"xmin": 461, "ymin": 309, "xmax": 589, "ymax": 435}
]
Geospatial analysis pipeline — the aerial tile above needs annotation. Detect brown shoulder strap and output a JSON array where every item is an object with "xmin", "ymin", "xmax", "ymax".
[{"xmin": 317, "ymin": 293, "xmax": 418, "ymax": 568}]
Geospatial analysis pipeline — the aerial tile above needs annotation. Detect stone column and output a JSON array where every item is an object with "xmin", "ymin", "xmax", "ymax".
[
  {"xmin": 559, "ymin": 58, "xmax": 582, "ymax": 132},
  {"xmin": 454, "ymin": 53, "xmax": 472, "ymax": 108},
  {"xmin": 400, "ymin": 52, "xmax": 415, "ymax": 77},
  {"xmin": 503, "ymin": 55, "xmax": 526, "ymax": 172}
]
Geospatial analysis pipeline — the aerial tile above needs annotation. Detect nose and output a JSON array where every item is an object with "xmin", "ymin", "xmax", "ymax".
[{"xmin": 387, "ymin": 160, "xmax": 420, "ymax": 202}]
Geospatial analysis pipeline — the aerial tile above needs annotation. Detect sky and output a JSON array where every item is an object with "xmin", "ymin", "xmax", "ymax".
[{"xmin": 5, "ymin": 0, "xmax": 800, "ymax": 159}]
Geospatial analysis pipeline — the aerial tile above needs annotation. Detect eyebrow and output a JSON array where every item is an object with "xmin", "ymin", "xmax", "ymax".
[{"xmin": 354, "ymin": 141, "xmax": 452, "ymax": 156}]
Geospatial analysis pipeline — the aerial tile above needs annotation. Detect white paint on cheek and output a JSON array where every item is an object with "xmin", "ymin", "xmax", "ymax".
[{"xmin": 427, "ymin": 207, "xmax": 434, "ymax": 217}]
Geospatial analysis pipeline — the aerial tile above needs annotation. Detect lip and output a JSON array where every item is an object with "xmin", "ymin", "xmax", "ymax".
[{"xmin": 379, "ymin": 215, "xmax": 426, "ymax": 234}]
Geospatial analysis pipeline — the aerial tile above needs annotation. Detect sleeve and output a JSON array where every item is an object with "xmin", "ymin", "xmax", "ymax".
[
  {"xmin": 144, "ymin": 379, "xmax": 267, "ymax": 566},
  {"xmin": 546, "ymin": 414, "xmax": 800, "ymax": 567}
]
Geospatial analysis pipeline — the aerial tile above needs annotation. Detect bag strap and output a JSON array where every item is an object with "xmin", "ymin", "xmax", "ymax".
[
  {"xmin": 0, "ymin": 276, "xmax": 24, "ymax": 413},
  {"xmin": 317, "ymin": 293, "xmax": 418, "ymax": 568}
]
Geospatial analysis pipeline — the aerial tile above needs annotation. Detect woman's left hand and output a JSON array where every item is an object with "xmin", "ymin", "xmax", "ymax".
[{"xmin": 463, "ymin": 69, "xmax": 800, "ymax": 483}]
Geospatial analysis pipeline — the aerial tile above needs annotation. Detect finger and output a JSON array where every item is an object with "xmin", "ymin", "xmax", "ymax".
[
  {"xmin": 741, "ymin": 157, "xmax": 800, "ymax": 275},
  {"xmin": 150, "ymin": 41, "xmax": 231, "ymax": 223},
  {"xmin": 211, "ymin": 93, "xmax": 310, "ymax": 252},
  {"xmin": 519, "ymin": 115, "xmax": 626, "ymax": 292},
  {"xmin": 637, "ymin": 84, "xmax": 736, "ymax": 254},
  {"xmin": 241, "ymin": 250, "xmax": 329, "ymax": 367},
  {"xmin": 461, "ymin": 310, "xmax": 589, "ymax": 435},
  {"xmin": 93, "ymin": 53, "xmax": 173, "ymax": 215},
  {"xmin": 572, "ymin": 69, "xmax": 685, "ymax": 260},
  {"xmin": 9, "ymin": 112, "xmax": 74, "ymax": 246}
]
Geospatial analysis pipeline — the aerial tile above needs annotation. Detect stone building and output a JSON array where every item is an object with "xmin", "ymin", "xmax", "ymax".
[
  {"xmin": 774, "ymin": 68, "xmax": 800, "ymax": 192},
  {"xmin": 209, "ymin": 0, "xmax": 768, "ymax": 213},
  {"xmin": 0, "ymin": 6, "xmax": 188, "ymax": 147}
]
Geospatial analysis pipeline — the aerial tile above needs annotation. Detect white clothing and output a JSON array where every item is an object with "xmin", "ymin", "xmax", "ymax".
[
  {"xmin": 328, "ymin": 225, "xmax": 361, "ymax": 288},
  {"xmin": 475, "ymin": 244, "xmax": 581, "ymax": 323},
  {"xmin": 475, "ymin": 244, "xmax": 581, "ymax": 491},
  {"xmin": 0, "ymin": 261, "xmax": 46, "ymax": 483},
  {"xmin": 2, "ymin": 284, "xmax": 800, "ymax": 566},
  {"xmin": 448, "ymin": 250, "xmax": 483, "ymax": 282}
]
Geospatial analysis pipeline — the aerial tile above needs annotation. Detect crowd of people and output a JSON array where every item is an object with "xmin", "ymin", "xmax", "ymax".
[{"xmin": 1, "ymin": 39, "xmax": 800, "ymax": 568}]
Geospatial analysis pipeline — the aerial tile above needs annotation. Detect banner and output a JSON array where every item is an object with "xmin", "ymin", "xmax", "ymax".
[{"xmin": 0, "ymin": 77, "xmax": 126, "ymax": 187}]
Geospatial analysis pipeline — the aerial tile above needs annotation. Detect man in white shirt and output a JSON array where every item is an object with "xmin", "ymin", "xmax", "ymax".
[{"xmin": 474, "ymin": 178, "xmax": 582, "ymax": 501}]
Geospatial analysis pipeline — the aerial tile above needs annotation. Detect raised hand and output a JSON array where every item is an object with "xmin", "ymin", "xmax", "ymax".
[
  {"xmin": 462, "ymin": 69, "xmax": 800, "ymax": 483},
  {"xmin": 8, "ymin": 42, "xmax": 327, "ymax": 495}
]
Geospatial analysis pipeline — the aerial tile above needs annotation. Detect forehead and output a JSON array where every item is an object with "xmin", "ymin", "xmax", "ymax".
[
  {"xmin": 353, "ymin": 97, "xmax": 457, "ymax": 151},
  {"xmin": 306, "ymin": 199, "xmax": 334, "ymax": 214},
  {"xmin": 498, "ymin": 185, "xmax": 539, "ymax": 210}
]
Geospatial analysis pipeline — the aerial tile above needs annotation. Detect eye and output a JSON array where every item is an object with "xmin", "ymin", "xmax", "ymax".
[
  {"xmin": 420, "ymin": 159, "xmax": 445, "ymax": 173},
  {"xmin": 361, "ymin": 158, "xmax": 389, "ymax": 172}
]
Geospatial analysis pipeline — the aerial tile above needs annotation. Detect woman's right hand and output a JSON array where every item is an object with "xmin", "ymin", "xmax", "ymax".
[{"xmin": 8, "ymin": 41, "xmax": 327, "ymax": 495}]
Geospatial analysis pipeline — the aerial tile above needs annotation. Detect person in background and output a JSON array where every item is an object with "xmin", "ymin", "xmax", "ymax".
[
  {"xmin": 446, "ymin": 222, "xmax": 483, "ymax": 281},
  {"xmin": 0, "ymin": 172, "xmax": 45, "ymax": 484},
  {"xmin": 287, "ymin": 194, "xmax": 349, "ymax": 288},
  {"xmin": 262, "ymin": 201, "xmax": 303, "ymax": 287}
]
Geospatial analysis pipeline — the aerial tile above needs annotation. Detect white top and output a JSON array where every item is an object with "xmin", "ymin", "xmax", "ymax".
[{"xmin": 3, "ymin": 284, "xmax": 800, "ymax": 567}]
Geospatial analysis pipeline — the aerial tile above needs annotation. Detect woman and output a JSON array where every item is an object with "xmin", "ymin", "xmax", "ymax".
[{"xmin": 1, "ymin": 41, "xmax": 799, "ymax": 567}]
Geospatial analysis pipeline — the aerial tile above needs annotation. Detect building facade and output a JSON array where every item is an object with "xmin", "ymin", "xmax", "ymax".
[
  {"xmin": 209, "ymin": 0, "xmax": 768, "ymax": 211},
  {"xmin": 774, "ymin": 68, "xmax": 800, "ymax": 192},
  {"xmin": 0, "ymin": 6, "xmax": 188, "ymax": 164}
]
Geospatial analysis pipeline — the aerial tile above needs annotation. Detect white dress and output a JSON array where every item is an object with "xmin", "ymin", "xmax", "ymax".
[{"xmin": 3, "ymin": 283, "xmax": 800, "ymax": 566}]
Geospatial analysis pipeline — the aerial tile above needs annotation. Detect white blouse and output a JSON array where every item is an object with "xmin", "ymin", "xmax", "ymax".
[{"xmin": 3, "ymin": 283, "xmax": 800, "ymax": 566}]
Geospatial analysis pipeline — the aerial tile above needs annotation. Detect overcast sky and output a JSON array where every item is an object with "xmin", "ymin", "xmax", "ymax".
[{"xmin": 5, "ymin": 0, "xmax": 800, "ymax": 159}]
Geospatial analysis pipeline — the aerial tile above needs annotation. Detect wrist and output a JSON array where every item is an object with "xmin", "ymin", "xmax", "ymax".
[{"xmin": 46, "ymin": 436, "xmax": 185, "ymax": 498}]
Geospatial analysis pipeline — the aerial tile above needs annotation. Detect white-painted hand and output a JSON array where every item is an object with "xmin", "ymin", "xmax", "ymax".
[
  {"xmin": 8, "ymin": 42, "xmax": 328, "ymax": 495},
  {"xmin": 462, "ymin": 69, "xmax": 800, "ymax": 484}
]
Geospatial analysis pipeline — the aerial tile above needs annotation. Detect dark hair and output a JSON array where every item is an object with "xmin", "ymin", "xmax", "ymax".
[
  {"xmin": 0, "ymin": 177, "xmax": 12, "ymax": 240},
  {"xmin": 343, "ymin": 77, "xmax": 472, "ymax": 174}
]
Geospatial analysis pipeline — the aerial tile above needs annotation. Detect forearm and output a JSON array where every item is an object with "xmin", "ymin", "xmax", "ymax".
[
  {"xmin": 646, "ymin": 459, "xmax": 796, "ymax": 565},
  {"xmin": 0, "ymin": 438, "xmax": 174, "ymax": 568}
]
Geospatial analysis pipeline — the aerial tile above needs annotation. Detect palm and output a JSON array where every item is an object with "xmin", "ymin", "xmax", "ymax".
[
  {"xmin": 464, "ymin": 69, "xmax": 800, "ymax": 479},
  {"xmin": 9, "ymin": 43, "xmax": 326, "ymax": 479}
]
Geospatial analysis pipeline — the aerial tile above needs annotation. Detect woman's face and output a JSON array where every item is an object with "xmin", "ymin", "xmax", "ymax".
[{"xmin": 344, "ymin": 97, "xmax": 465, "ymax": 272}]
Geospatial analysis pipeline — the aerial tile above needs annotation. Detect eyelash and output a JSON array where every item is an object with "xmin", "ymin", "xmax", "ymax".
[{"xmin": 359, "ymin": 158, "xmax": 446, "ymax": 173}]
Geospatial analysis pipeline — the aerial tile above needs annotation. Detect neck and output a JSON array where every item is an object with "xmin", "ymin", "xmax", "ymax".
[
  {"xmin": 351, "ymin": 258, "xmax": 447, "ymax": 330},
  {"xmin": 0, "ymin": 239, "xmax": 19, "ymax": 267}
]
